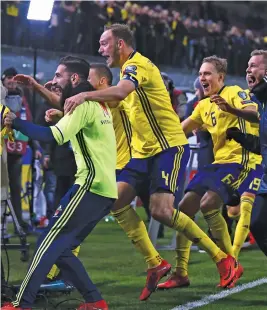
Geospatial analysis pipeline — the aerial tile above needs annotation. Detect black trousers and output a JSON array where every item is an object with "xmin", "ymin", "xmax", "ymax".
[
  {"xmin": 13, "ymin": 184, "xmax": 114, "ymax": 308},
  {"xmin": 250, "ymin": 193, "xmax": 267, "ymax": 256}
]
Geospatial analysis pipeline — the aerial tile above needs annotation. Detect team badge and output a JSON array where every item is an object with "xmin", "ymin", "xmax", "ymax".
[
  {"xmin": 53, "ymin": 205, "xmax": 62, "ymax": 218},
  {"xmin": 124, "ymin": 65, "xmax": 137, "ymax": 75},
  {"xmin": 238, "ymin": 91, "xmax": 247, "ymax": 100}
]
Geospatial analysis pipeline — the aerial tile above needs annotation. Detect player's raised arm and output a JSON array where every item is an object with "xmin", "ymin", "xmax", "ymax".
[
  {"xmin": 4, "ymin": 102, "xmax": 90, "ymax": 145},
  {"xmin": 4, "ymin": 111, "xmax": 55, "ymax": 142},
  {"xmin": 64, "ymin": 79, "xmax": 135, "ymax": 114},
  {"xmin": 13, "ymin": 74, "xmax": 61, "ymax": 109}
]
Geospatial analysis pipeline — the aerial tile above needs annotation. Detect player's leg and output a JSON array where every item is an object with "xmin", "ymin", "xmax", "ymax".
[
  {"xmin": 200, "ymin": 190, "xmax": 234, "ymax": 256},
  {"xmin": 53, "ymin": 193, "xmax": 114, "ymax": 310},
  {"xmin": 250, "ymin": 193, "xmax": 267, "ymax": 256},
  {"xmin": 227, "ymin": 204, "xmax": 241, "ymax": 221},
  {"xmin": 148, "ymin": 146, "xmax": 235, "ymax": 289},
  {"xmin": 113, "ymin": 162, "xmax": 171, "ymax": 301},
  {"xmin": 11, "ymin": 185, "xmax": 112, "ymax": 309},
  {"xmin": 111, "ymin": 164, "xmax": 166, "ymax": 270},
  {"xmin": 232, "ymin": 165, "xmax": 263, "ymax": 259},
  {"xmin": 199, "ymin": 164, "xmax": 244, "ymax": 256},
  {"xmin": 46, "ymin": 245, "xmax": 81, "ymax": 282},
  {"xmin": 157, "ymin": 190, "xmax": 201, "ymax": 290}
]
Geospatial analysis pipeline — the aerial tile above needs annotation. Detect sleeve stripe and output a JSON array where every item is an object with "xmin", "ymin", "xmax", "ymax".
[
  {"xmin": 54, "ymin": 125, "xmax": 64, "ymax": 144},
  {"xmin": 238, "ymin": 117, "xmax": 249, "ymax": 168},
  {"xmin": 122, "ymin": 74, "xmax": 139, "ymax": 88}
]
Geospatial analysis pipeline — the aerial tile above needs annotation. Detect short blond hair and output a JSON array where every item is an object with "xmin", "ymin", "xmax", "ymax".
[
  {"xmin": 250, "ymin": 49, "xmax": 267, "ymax": 67},
  {"xmin": 104, "ymin": 23, "xmax": 134, "ymax": 47},
  {"xmin": 202, "ymin": 55, "xmax": 227, "ymax": 77}
]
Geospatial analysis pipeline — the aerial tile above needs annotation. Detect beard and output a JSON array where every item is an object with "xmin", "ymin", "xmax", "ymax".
[
  {"xmin": 110, "ymin": 45, "xmax": 120, "ymax": 67},
  {"xmin": 60, "ymin": 80, "xmax": 73, "ymax": 108}
]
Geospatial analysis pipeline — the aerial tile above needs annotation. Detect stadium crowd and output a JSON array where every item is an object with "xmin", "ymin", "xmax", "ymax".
[{"xmin": 2, "ymin": 1, "xmax": 267, "ymax": 76}]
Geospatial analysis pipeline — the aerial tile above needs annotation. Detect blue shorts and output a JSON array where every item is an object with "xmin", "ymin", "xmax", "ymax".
[
  {"xmin": 186, "ymin": 163, "xmax": 243, "ymax": 204},
  {"xmin": 117, "ymin": 145, "xmax": 190, "ymax": 197},
  {"xmin": 236, "ymin": 164, "xmax": 264, "ymax": 195},
  {"xmin": 116, "ymin": 168, "xmax": 150, "ymax": 206}
]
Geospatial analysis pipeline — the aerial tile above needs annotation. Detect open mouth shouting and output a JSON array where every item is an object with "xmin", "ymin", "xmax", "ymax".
[
  {"xmin": 202, "ymin": 82, "xmax": 210, "ymax": 94},
  {"xmin": 246, "ymin": 75, "xmax": 257, "ymax": 89}
]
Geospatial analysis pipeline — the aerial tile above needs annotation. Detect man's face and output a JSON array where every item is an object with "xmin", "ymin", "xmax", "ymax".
[
  {"xmin": 246, "ymin": 55, "xmax": 267, "ymax": 90},
  {"xmin": 3, "ymin": 76, "xmax": 17, "ymax": 91},
  {"xmin": 98, "ymin": 30, "xmax": 120, "ymax": 68},
  {"xmin": 88, "ymin": 68, "xmax": 101, "ymax": 90},
  {"xmin": 199, "ymin": 62, "xmax": 223, "ymax": 97},
  {"xmin": 52, "ymin": 64, "xmax": 73, "ymax": 106}
]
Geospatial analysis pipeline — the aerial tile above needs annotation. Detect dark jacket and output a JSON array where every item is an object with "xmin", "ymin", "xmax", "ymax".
[{"xmin": 253, "ymin": 77, "xmax": 267, "ymax": 194}]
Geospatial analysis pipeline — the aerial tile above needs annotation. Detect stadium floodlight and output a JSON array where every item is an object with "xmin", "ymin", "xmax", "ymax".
[{"xmin": 27, "ymin": 0, "xmax": 55, "ymax": 21}]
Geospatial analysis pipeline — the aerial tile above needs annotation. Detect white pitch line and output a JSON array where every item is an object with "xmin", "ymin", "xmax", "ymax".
[{"xmin": 171, "ymin": 278, "xmax": 267, "ymax": 310}]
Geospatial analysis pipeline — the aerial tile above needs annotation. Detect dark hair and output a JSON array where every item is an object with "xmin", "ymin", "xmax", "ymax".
[
  {"xmin": 104, "ymin": 23, "xmax": 134, "ymax": 47},
  {"xmin": 59, "ymin": 56, "xmax": 90, "ymax": 81},
  {"xmin": 90, "ymin": 63, "xmax": 113, "ymax": 86},
  {"xmin": 1, "ymin": 67, "xmax": 18, "ymax": 81}
]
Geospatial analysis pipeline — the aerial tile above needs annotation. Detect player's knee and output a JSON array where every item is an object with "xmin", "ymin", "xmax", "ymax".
[
  {"xmin": 178, "ymin": 192, "xmax": 200, "ymax": 217},
  {"xmin": 200, "ymin": 191, "xmax": 222, "ymax": 214},
  {"xmin": 149, "ymin": 192, "xmax": 173, "ymax": 221}
]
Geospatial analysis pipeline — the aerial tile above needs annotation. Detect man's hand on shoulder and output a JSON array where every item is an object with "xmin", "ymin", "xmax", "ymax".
[{"xmin": 64, "ymin": 92, "xmax": 87, "ymax": 115}]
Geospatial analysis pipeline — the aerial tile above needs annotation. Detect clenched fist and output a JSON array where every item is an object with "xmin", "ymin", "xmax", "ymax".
[
  {"xmin": 45, "ymin": 109, "xmax": 63, "ymax": 123},
  {"xmin": 4, "ymin": 111, "xmax": 17, "ymax": 127}
]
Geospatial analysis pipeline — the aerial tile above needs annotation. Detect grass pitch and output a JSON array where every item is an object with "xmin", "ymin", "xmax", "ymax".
[{"xmin": 2, "ymin": 209, "xmax": 267, "ymax": 309}]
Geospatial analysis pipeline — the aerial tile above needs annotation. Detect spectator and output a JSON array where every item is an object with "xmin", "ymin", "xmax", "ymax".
[
  {"xmin": 2, "ymin": 1, "xmax": 267, "ymax": 76},
  {"xmin": 1, "ymin": 67, "xmax": 41, "ymax": 233}
]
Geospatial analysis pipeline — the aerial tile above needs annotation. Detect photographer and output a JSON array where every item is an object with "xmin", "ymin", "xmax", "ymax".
[{"xmin": 1, "ymin": 68, "xmax": 41, "ymax": 233}]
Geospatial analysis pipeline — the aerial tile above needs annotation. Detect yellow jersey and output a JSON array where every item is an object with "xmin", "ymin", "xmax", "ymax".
[
  {"xmin": 244, "ymin": 89, "xmax": 262, "ymax": 165},
  {"xmin": 190, "ymin": 85, "xmax": 257, "ymax": 168},
  {"xmin": 120, "ymin": 51, "xmax": 188, "ymax": 158},
  {"xmin": 111, "ymin": 104, "xmax": 132, "ymax": 170}
]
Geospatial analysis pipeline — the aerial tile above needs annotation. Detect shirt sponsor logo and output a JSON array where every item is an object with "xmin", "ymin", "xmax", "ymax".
[{"xmin": 101, "ymin": 119, "xmax": 112, "ymax": 125}]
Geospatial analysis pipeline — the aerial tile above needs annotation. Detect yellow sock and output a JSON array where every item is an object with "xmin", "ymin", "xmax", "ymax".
[
  {"xmin": 203, "ymin": 209, "xmax": 233, "ymax": 256},
  {"xmin": 171, "ymin": 210, "xmax": 226, "ymax": 264},
  {"xmin": 47, "ymin": 245, "xmax": 81, "ymax": 280},
  {"xmin": 111, "ymin": 205, "xmax": 162, "ymax": 269},
  {"xmin": 175, "ymin": 231, "xmax": 192, "ymax": 276},
  {"xmin": 233, "ymin": 195, "xmax": 254, "ymax": 259}
]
